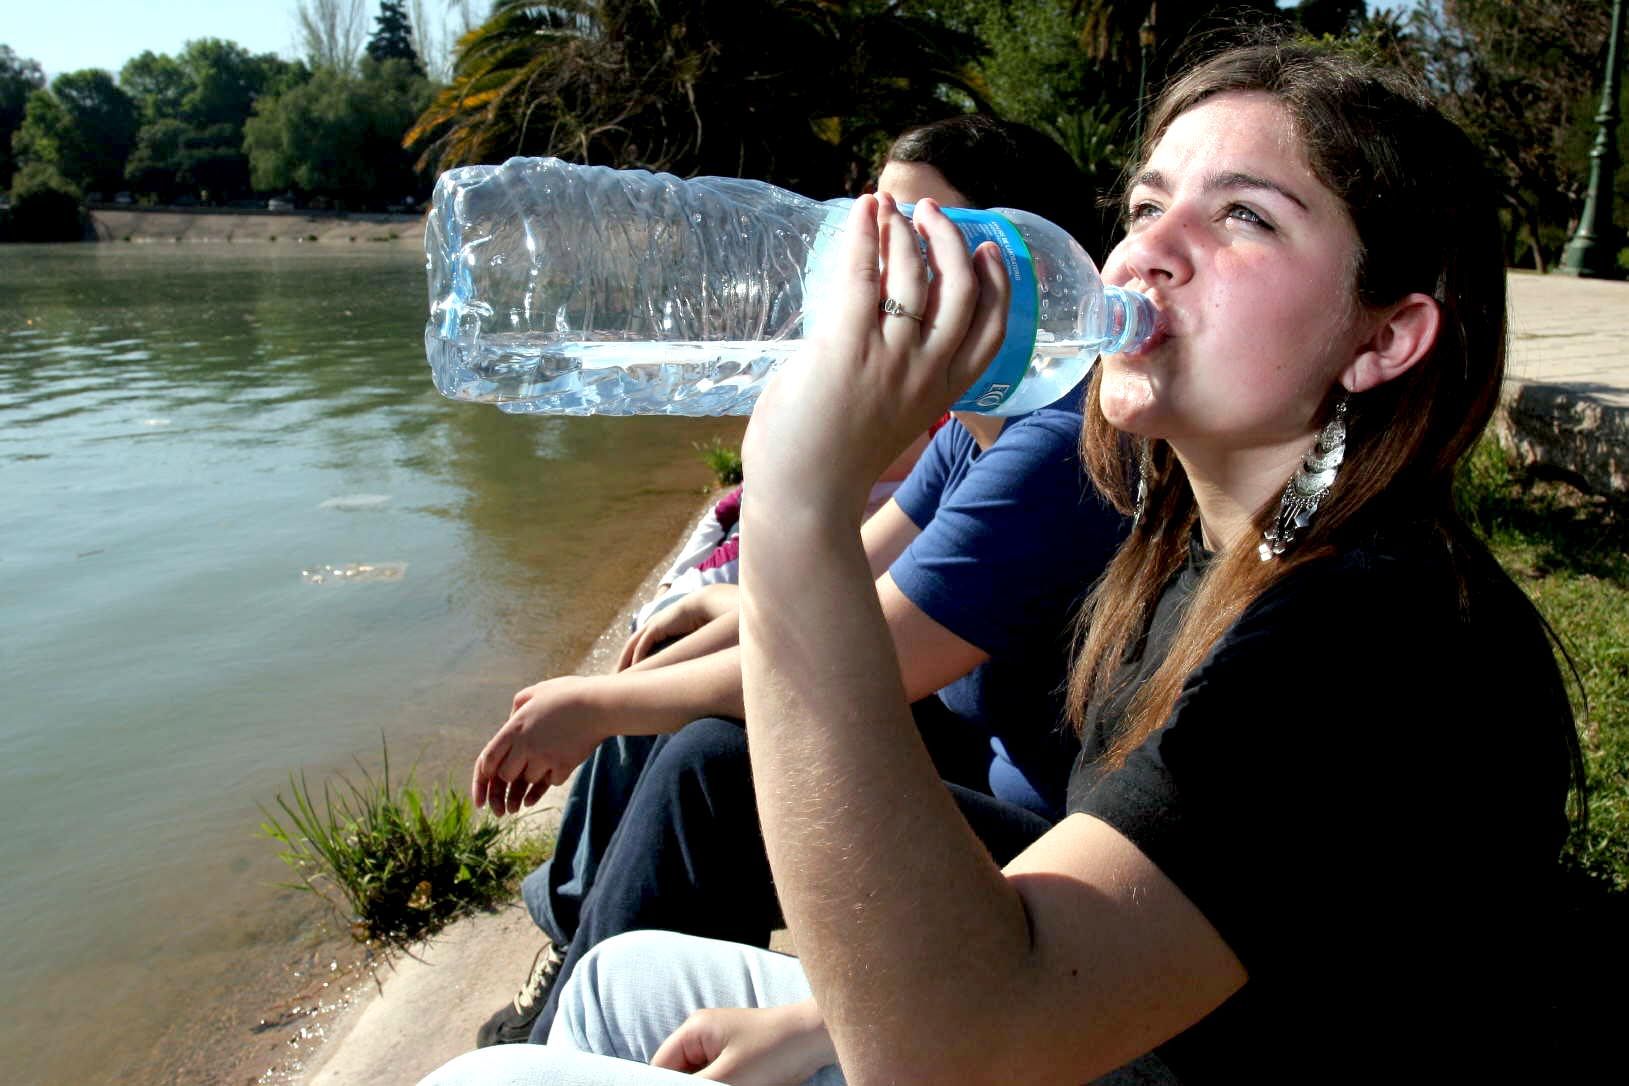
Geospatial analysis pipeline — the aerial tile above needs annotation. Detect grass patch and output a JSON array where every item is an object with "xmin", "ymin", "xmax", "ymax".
[
  {"xmin": 260, "ymin": 742, "xmax": 552, "ymax": 951},
  {"xmin": 1460, "ymin": 437, "xmax": 1626, "ymax": 1074},
  {"xmin": 1456, "ymin": 437, "xmax": 1629, "ymax": 893},
  {"xmin": 695, "ymin": 436, "xmax": 744, "ymax": 487}
]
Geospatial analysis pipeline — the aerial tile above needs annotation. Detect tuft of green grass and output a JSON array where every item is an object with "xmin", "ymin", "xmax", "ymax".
[
  {"xmin": 260, "ymin": 741, "xmax": 551, "ymax": 950},
  {"xmin": 695, "ymin": 436, "xmax": 743, "ymax": 487},
  {"xmin": 1455, "ymin": 437, "xmax": 1629, "ymax": 892}
]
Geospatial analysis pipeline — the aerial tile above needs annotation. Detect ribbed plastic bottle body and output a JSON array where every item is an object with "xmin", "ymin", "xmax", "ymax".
[
  {"xmin": 425, "ymin": 158, "xmax": 832, "ymax": 417},
  {"xmin": 424, "ymin": 158, "xmax": 1153, "ymax": 417}
]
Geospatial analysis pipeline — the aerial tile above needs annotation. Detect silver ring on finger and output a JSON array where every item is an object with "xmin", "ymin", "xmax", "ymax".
[{"xmin": 879, "ymin": 296, "xmax": 923, "ymax": 322}]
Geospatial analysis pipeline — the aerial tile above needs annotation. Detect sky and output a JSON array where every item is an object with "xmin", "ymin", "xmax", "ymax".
[{"xmin": 5, "ymin": 2, "xmax": 311, "ymax": 78}]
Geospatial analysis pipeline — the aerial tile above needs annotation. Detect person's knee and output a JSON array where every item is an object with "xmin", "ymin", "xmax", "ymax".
[
  {"xmin": 548, "ymin": 930, "xmax": 677, "ymax": 1054},
  {"xmin": 636, "ymin": 717, "xmax": 750, "ymax": 810}
]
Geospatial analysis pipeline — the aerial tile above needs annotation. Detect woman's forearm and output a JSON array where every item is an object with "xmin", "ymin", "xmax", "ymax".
[{"xmin": 738, "ymin": 499, "xmax": 1032, "ymax": 1085}]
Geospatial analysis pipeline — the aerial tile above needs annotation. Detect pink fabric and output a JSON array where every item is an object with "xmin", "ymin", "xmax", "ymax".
[
  {"xmin": 713, "ymin": 485, "xmax": 743, "ymax": 529},
  {"xmin": 697, "ymin": 535, "xmax": 740, "ymax": 573}
]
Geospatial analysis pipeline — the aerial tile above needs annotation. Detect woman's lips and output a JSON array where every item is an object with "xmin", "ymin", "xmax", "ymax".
[{"xmin": 1113, "ymin": 303, "xmax": 1170, "ymax": 361}]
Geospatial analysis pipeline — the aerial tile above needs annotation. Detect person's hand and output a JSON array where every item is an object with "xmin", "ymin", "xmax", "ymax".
[
  {"xmin": 744, "ymin": 194, "xmax": 1009, "ymax": 521},
  {"xmin": 616, "ymin": 584, "xmax": 742, "ymax": 671},
  {"xmin": 650, "ymin": 1004, "xmax": 835, "ymax": 1086},
  {"xmin": 471, "ymin": 675, "xmax": 611, "ymax": 815}
]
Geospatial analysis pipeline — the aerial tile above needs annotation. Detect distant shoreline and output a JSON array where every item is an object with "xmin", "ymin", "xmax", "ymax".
[{"xmin": 88, "ymin": 206, "xmax": 425, "ymax": 247}]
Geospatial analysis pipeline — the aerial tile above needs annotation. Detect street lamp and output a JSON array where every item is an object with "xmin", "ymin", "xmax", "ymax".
[
  {"xmin": 1560, "ymin": 0, "xmax": 1625, "ymax": 278},
  {"xmin": 1136, "ymin": 4, "xmax": 1159, "ymax": 150}
]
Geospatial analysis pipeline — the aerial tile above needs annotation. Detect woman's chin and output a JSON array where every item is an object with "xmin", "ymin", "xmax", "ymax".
[{"xmin": 1097, "ymin": 363, "xmax": 1159, "ymax": 433}]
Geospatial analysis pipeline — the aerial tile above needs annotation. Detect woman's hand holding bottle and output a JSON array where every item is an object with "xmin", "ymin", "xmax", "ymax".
[{"xmin": 743, "ymin": 195, "xmax": 1009, "ymax": 524}]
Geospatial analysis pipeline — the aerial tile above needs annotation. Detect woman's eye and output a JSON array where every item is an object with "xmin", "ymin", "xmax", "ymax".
[
  {"xmin": 1126, "ymin": 201, "xmax": 1161, "ymax": 225},
  {"xmin": 1226, "ymin": 204, "xmax": 1271, "ymax": 229}
]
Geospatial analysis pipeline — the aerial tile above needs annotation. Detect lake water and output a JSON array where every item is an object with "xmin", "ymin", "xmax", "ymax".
[{"xmin": 0, "ymin": 243, "xmax": 739, "ymax": 1084}]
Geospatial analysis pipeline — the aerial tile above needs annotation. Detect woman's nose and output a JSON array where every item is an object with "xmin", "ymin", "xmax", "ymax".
[{"xmin": 1107, "ymin": 212, "xmax": 1194, "ymax": 290}]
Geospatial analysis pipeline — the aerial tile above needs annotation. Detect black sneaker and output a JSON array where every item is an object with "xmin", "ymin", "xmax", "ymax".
[{"xmin": 476, "ymin": 941, "xmax": 568, "ymax": 1047}]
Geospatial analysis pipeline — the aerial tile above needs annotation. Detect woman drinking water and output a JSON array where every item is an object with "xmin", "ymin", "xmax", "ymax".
[{"xmin": 427, "ymin": 38, "xmax": 1584, "ymax": 1085}]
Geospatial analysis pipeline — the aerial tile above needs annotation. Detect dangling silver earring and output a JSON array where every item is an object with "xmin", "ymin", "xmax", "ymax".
[
  {"xmin": 1132, "ymin": 439, "xmax": 1152, "ymax": 529},
  {"xmin": 1259, "ymin": 396, "xmax": 1349, "ymax": 562}
]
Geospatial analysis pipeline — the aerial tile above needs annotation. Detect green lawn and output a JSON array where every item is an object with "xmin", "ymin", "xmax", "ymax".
[
  {"xmin": 1458, "ymin": 439, "xmax": 1626, "ymax": 1072},
  {"xmin": 1458, "ymin": 439, "xmax": 1629, "ymax": 894}
]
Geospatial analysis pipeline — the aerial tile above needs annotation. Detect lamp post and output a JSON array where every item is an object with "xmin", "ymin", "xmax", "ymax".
[
  {"xmin": 1136, "ymin": 3, "xmax": 1158, "ymax": 150},
  {"xmin": 1559, "ymin": 0, "xmax": 1625, "ymax": 278}
]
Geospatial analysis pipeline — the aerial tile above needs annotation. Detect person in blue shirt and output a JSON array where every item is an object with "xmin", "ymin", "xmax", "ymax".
[{"xmin": 466, "ymin": 116, "xmax": 1127, "ymax": 1047}]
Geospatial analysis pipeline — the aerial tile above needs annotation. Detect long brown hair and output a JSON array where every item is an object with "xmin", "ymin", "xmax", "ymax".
[{"xmin": 1066, "ymin": 42, "xmax": 1578, "ymax": 795}]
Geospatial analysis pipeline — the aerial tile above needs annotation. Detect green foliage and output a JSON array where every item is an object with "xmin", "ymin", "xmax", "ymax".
[
  {"xmin": 11, "ymin": 71, "xmax": 139, "ymax": 196},
  {"xmin": 123, "ymin": 118, "xmax": 191, "ymax": 200},
  {"xmin": 1379, "ymin": 0, "xmax": 1610, "ymax": 271},
  {"xmin": 1454, "ymin": 437, "xmax": 1629, "ymax": 893},
  {"xmin": 245, "ymin": 59, "xmax": 431, "ymax": 207},
  {"xmin": 695, "ymin": 437, "xmax": 744, "ymax": 487},
  {"xmin": 409, "ymin": 0, "xmax": 983, "ymax": 195},
  {"xmin": 119, "ymin": 51, "xmax": 190, "ymax": 127},
  {"xmin": 0, "ymin": 45, "xmax": 47, "ymax": 189},
  {"xmin": 51, "ymin": 70, "xmax": 140, "ymax": 194},
  {"xmin": 368, "ymin": 0, "xmax": 426, "ymax": 75},
  {"xmin": 7, "ymin": 160, "xmax": 85, "ymax": 241},
  {"xmin": 260, "ymin": 743, "xmax": 546, "ymax": 948},
  {"xmin": 111, "ymin": 39, "xmax": 304, "ymax": 204},
  {"xmin": 1454, "ymin": 439, "xmax": 1629, "ymax": 1076}
]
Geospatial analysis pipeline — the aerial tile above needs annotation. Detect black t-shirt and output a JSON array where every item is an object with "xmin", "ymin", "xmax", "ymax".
[{"xmin": 1068, "ymin": 526, "xmax": 1574, "ymax": 1082}]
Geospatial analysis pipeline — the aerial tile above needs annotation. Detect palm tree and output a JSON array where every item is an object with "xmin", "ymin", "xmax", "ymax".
[{"xmin": 406, "ymin": 0, "xmax": 983, "ymax": 195}]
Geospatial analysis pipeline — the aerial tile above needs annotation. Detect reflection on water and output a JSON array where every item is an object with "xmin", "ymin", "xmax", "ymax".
[{"xmin": 0, "ymin": 243, "xmax": 740, "ymax": 1084}]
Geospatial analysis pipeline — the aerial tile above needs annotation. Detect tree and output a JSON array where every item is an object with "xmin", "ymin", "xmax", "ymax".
[
  {"xmin": 1, "ymin": 45, "xmax": 47, "ymax": 188},
  {"xmin": 119, "ymin": 51, "xmax": 189, "ymax": 126},
  {"xmin": 297, "ymin": 0, "xmax": 369, "ymax": 73},
  {"xmin": 407, "ymin": 0, "xmax": 982, "ymax": 197},
  {"xmin": 245, "ymin": 58, "xmax": 431, "ymax": 207},
  {"xmin": 1294, "ymin": 0, "xmax": 1369, "ymax": 40},
  {"xmin": 7, "ymin": 159, "xmax": 84, "ymax": 240},
  {"xmin": 368, "ymin": 1, "xmax": 425, "ymax": 74},
  {"xmin": 1381, "ymin": 0, "xmax": 1611, "ymax": 270},
  {"xmin": 410, "ymin": 0, "xmax": 489, "ymax": 81},
  {"xmin": 123, "ymin": 117, "xmax": 191, "ymax": 200},
  {"xmin": 11, "ymin": 71, "xmax": 139, "ymax": 196}
]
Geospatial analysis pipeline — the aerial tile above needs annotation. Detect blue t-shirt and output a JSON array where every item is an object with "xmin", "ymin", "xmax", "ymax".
[{"xmin": 889, "ymin": 387, "xmax": 1126, "ymax": 817}]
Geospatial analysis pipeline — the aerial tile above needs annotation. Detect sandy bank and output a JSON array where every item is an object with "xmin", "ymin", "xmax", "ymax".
[{"xmin": 89, "ymin": 207, "xmax": 424, "ymax": 248}]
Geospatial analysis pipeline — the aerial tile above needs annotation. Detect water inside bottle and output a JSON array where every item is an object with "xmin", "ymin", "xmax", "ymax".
[{"xmin": 426, "ymin": 331, "xmax": 1100, "ymax": 418}]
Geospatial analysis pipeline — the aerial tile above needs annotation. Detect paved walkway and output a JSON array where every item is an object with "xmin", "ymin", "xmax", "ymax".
[
  {"xmin": 1503, "ymin": 271, "xmax": 1628, "ymax": 494},
  {"xmin": 1507, "ymin": 271, "xmax": 1629, "ymax": 407}
]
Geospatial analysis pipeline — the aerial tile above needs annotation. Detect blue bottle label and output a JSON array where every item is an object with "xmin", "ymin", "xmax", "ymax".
[
  {"xmin": 801, "ymin": 202, "xmax": 1037, "ymax": 413},
  {"xmin": 937, "ymin": 208, "xmax": 1037, "ymax": 413}
]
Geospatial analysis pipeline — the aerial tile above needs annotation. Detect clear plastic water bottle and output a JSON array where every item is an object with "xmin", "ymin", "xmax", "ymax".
[{"xmin": 424, "ymin": 157, "xmax": 1155, "ymax": 417}]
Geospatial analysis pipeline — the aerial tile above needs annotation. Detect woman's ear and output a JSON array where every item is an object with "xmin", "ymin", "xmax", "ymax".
[{"xmin": 1339, "ymin": 292, "xmax": 1440, "ymax": 394}]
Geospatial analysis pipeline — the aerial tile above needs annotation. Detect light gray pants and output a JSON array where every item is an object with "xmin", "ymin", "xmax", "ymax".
[
  {"xmin": 420, "ymin": 930, "xmax": 1175, "ymax": 1085},
  {"xmin": 420, "ymin": 931, "xmax": 842, "ymax": 1085}
]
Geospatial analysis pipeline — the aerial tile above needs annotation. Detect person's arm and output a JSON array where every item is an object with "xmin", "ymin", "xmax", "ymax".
[
  {"xmin": 472, "ymin": 580, "xmax": 983, "ymax": 816},
  {"xmin": 736, "ymin": 195, "xmax": 1243, "ymax": 1084},
  {"xmin": 619, "ymin": 584, "xmax": 743, "ymax": 671},
  {"xmin": 471, "ymin": 650, "xmax": 748, "ymax": 815},
  {"xmin": 858, "ymin": 497, "xmax": 921, "ymax": 579}
]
